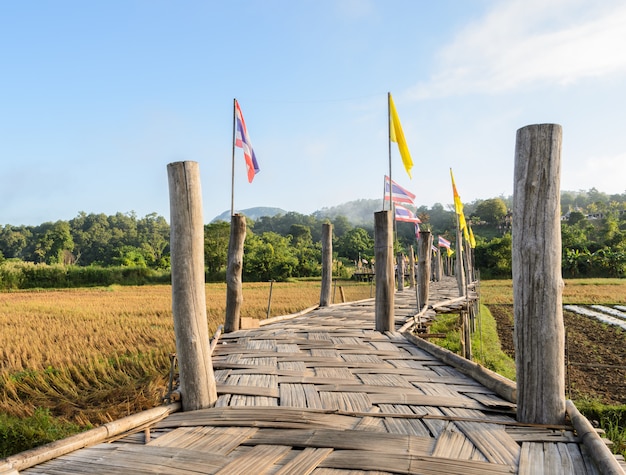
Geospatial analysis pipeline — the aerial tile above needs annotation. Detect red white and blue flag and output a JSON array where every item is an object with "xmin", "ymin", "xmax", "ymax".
[
  {"xmin": 395, "ymin": 204, "xmax": 421, "ymax": 223},
  {"xmin": 234, "ymin": 99, "xmax": 260, "ymax": 183},
  {"xmin": 438, "ymin": 235, "xmax": 451, "ymax": 249},
  {"xmin": 384, "ymin": 176, "xmax": 415, "ymax": 204}
]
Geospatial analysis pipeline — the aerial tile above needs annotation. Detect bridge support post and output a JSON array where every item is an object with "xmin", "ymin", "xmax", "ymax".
[
  {"xmin": 225, "ymin": 213, "xmax": 246, "ymax": 333},
  {"xmin": 513, "ymin": 124, "xmax": 566, "ymax": 424},
  {"xmin": 417, "ymin": 231, "xmax": 432, "ymax": 310},
  {"xmin": 167, "ymin": 161, "xmax": 217, "ymax": 411},
  {"xmin": 396, "ymin": 252, "xmax": 405, "ymax": 292},
  {"xmin": 374, "ymin": 211, "xmax": 394, "ymax": 332},
  {"xmin": 320, "ymin": 223, "xmax": 333, "ymax": 307}
]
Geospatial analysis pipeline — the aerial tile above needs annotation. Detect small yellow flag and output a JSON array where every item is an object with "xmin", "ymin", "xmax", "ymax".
[
  {"xmin": 469, "ymin": 225, "xmax": 476, "ymax": 249},
  {"xmin": 389, "ymin": 93, "xmax": 413, "ymax": 179},
  {"xmin": 450, "ymin": 168, "xmax": 463, "ymax": 216}
]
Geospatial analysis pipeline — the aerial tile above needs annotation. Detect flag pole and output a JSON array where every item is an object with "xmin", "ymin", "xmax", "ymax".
[
  {"xmin": 230, "ymin": 98, "xmax": 236, "ymax": 217},
  {"xmin": 387, "ymin": 92, "xmax": 397, "ymax": 238},
  {"xmin": 387, "ymin": 93, "xmax": 393, "ymax": 210}
]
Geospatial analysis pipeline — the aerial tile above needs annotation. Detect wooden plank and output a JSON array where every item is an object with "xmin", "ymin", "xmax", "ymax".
[
  {"xmin": 216, "ymin": 384, "xmax": 279, "ymax": 398},
  {"xmin": 245, "ymin": 428, "xmax": 434, "ymax": 456},
  {"xmin": 318, "ymin": 450, "xmax": 516, "ymax": 474},
  {"xmin": 431, "ymin": 422, "xmax": 479, "ymax": 461},
  {"xmin": 378, "ymin": 404, "xmax": 431, "ymax": 437},
  {"xmin": 274, "ymin": 447, "xmax": 333, "ymax": 475},
  {"xmin": 215, "ymin": 444, "xmax": 291, "ymax": 475},
  {"xmin": 148, "ymin": 426, "xmax": 257, "ymax": 454}
]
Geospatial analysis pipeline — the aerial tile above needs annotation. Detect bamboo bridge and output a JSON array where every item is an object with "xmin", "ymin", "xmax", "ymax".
[
  {"xmin": 3, "ymin": 126, "xmax": 626, "ymax": 474},
  {"xmin": 1, "ymin": 277, "xmax": 624, "ymax": 474}
]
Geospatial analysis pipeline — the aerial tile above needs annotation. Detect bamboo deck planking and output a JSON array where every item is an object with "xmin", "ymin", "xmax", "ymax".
[{"xmin": 7, "ymin": 277, "xmax": 625, "ymax": 474}]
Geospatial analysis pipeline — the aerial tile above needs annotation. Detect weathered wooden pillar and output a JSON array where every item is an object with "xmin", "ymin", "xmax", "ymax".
[
  {"xmin": 374, "ymin": 211, "xmax": 394, "ymax": 332},
  {"xmin": 224, "ymin": 213, "xmax": 246, "ymax": 333},
  {"xmin": 167, "ymin": 161, "xmax": 217, "ymax": 411},
  {"xmin": 396, "ymin": 252, "xmax": 405, "ymax": 292},
  {"xmin": 513, "ymin": 123, "xmax": 565, "ymax": 425},
  {"xmin": 320, "ymin": 223, "xmax": 333, "ymax": 306},
  {"xmin": 455, "ymin": 228, "xmax": 466, "ymax": 296},
  {"xmin": 434, "ymin": 247, "xmax": 443, "ymax": 282},
  {"xmin": 417, "ymin": 231, "xmax": 433, "ymax": 309},
  {"xmin": 408, "ymin": 246, "xmax": 416, "ymax": 288}
]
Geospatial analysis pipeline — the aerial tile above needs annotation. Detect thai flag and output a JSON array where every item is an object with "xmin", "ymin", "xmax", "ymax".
[
  {"xmin": 438, "ymin": 235, "xmax": 451, "ymax": 249},
  {"xmin": 395, "ymin": 204, "xmax": 421, "ymax": 223},
  {"xmin": 234, "ymin": 99, "xmax": 260, "ymax": 183},
  {"xmin": 384, "ymin": 176, "xmax": 415, "ymax": 204}
]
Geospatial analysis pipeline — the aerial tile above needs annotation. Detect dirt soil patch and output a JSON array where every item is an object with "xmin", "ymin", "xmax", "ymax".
[{"xmin": 489, "ymin": 305, "xmax": 626, "ymax": 405}]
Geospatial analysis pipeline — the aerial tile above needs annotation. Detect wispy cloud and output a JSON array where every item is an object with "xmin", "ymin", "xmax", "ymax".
[
  {"xmin": 564, "ymin": 150, "xmax": 626, "ymax": 194},
  {"xmin": 411, "ymin": 0, "xmax": 626, "ymax": 99}
]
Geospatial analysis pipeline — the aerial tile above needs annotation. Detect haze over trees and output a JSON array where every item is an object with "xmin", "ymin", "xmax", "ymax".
[{"xmin": 1, "ymin": 187, "xmax": 626, "ymax": 287}]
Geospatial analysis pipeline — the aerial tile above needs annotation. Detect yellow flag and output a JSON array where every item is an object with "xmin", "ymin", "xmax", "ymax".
[
  {"xmin": 450, "ymin": 168, "xmax": 470, "ymax": 241},
  {"xmin": 389, "ymin": 93, "xmax": 413, "ymax": 179},
  {"xmin": 450, "ymin": 168, "xmax": 463, "ymax": 216},
  {"xmin": 469, "ymin": 225, "xmax": 476, "ymax": 249}
]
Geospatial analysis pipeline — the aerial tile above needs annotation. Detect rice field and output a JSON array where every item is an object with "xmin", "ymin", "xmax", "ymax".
[
  {"xmin": 0, "ymin": 280, "xmax": 372, "ymax": 425},
  {"xmin": 480, "ymin": 278, "xmax": 626, "ymax": 305}
]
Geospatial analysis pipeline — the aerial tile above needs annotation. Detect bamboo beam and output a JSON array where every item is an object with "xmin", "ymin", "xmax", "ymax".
[
  {"xmin": 0, "ymin": 403, "xmax": 180, "ymax": 473},
  {"xmin": 565, "ymin": 400, "xmax": 625, "ymax": 475}
]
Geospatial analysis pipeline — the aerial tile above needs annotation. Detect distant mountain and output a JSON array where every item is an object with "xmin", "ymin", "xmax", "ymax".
[
  {"xmin": 211, "ymin": 207, "xmax": 288, "ymax": 222},
  {"xmin": 313, "ymin": 199, "xmax": 381, "ymax": 227},
  {"xmin": 211, "ymin": 200, "xmax": 385, "ymax": 226}
]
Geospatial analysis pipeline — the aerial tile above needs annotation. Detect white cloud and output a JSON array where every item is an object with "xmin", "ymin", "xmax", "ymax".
[
  {"xmin": 562, "ymin": 151, "xmax": 626, "ymax": 194},
  {"xmin": 411, "ymin": 0, "xmax": 626, "ymax": 98}
]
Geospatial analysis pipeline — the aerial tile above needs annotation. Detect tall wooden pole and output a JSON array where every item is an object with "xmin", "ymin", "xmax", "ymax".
[
  {"xmin": 167, "ymin": 161, "xmax": 217, "ymax": 411},
  {"xmin": 320, "ymin": 223, "xmax": 333, "ymax": 307},
  {"xmin": 513, "ymin": 123, "xmax": 565, "ymax": 425},
  {"xmin": 230, "ymin": 99, "xmax": 236, "ymax": 217},
  {"xmin": 375, "ymin": 210, "xmax": 394, "ymax": 332},
  {"xmin": 408, "ymin": 246, "xmax": 416, "ymax": 288},
  {"xmin": 224, "ymin": 213, "xmax": 246, "ymax": 333},
  {"xmin": 396, "ymin": 252, "xmax": 405, "ymax": 292},
  {"xmin": 455, "ymin": 222, "xmax": 466, "ymax": 296},
  {"xmin": 417, "ymin": 231, "xmax": 432, "ymax": 309}
]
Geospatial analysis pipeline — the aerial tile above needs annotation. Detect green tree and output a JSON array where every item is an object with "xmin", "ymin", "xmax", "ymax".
[
  {"xmin": 32, "ymin": 221, "xmax": 75, "ymax": 264},
  {"xmin": 289, "ymin": 224, "xmax": 321, "ymax": 277},
  {"xmin": 0, "ymin": 225, "xmax": 31, "ymax": 259},
  {"xmin": 243, "ymin": 232, "xmax": 298, "ymax": 281},
  {"xmin": 69, "ymin": 212, "xmax": 113, "ymax": 265},
  {"xmin": 137, "ymin": 213, "xmax": 169, "ymax": 268},
  {"xmin": 204, "ymin": 221, "xmax": 230, "ymax": 278},
  {"xmin": 474, "ymin": 198, "xmax": 507, "ymax": 225},
  {"xmin": 474, "ymin": 234, "xmax": 512, "ymax": 278},
  {"xmin": 336, "ymin": 227, "xmax": 373, "ymax": 262}
]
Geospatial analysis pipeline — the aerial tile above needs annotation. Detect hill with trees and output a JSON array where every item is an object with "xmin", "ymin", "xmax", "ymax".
[{"xmin": 1, "ymin": 187, "xmax": 625, "ymax": 288}]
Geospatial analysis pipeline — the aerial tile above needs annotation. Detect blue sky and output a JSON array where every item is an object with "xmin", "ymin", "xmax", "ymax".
[{"xmin": 2, "ymin": 0, "xmax": 625, "ymax": 225}]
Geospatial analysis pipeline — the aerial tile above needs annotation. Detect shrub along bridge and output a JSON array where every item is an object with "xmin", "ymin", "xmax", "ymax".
[{"xmin": 1, "ymin": 125, "xmax": 625, "ymax": 474}]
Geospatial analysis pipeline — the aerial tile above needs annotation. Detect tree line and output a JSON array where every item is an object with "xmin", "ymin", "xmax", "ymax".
[{"xmin": 1, "ymin": 187, "xmax": 625, "ymax": 288}]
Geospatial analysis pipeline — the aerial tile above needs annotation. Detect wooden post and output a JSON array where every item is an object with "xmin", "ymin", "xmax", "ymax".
[
  {"xmin": 513, "ymin": 124, "xmax": 565, "ymax": 425},
  {"xmin": 320, "ymin": 223, "xmax": 333, "ymax": 306},
  {"xmin": 167, "ymin": 161, "xmax": 217, "ymax": 410},
  {"xmin": 455, "ymin": 227, "xmax": 466, "ymax": 296},
  {"xmin": 417, "ymin": 231, "xmax": 433, "ymax": 309},
  {"xmin": 434, "ymin": 247, "xmax": 443, "ymax": 282},
  {"xmin": 396, "ymin": 252, "xmax": 405, "ymax": 292},
  {"xmin": 375, "ymin": 211, "xmax": 394, "ymax": 332},
  {"xmin": 224, "ymin": 213, "xmax": 246, "ymax": 333},
  {"xmin": 408, "ymin": 246, "xmax": 416, "ymax": 288}
]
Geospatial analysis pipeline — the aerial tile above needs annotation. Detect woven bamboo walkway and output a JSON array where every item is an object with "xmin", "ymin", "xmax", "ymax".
[{"xmin": 4, "ymin": 277, "xmax": 625, "ymax": 474}]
